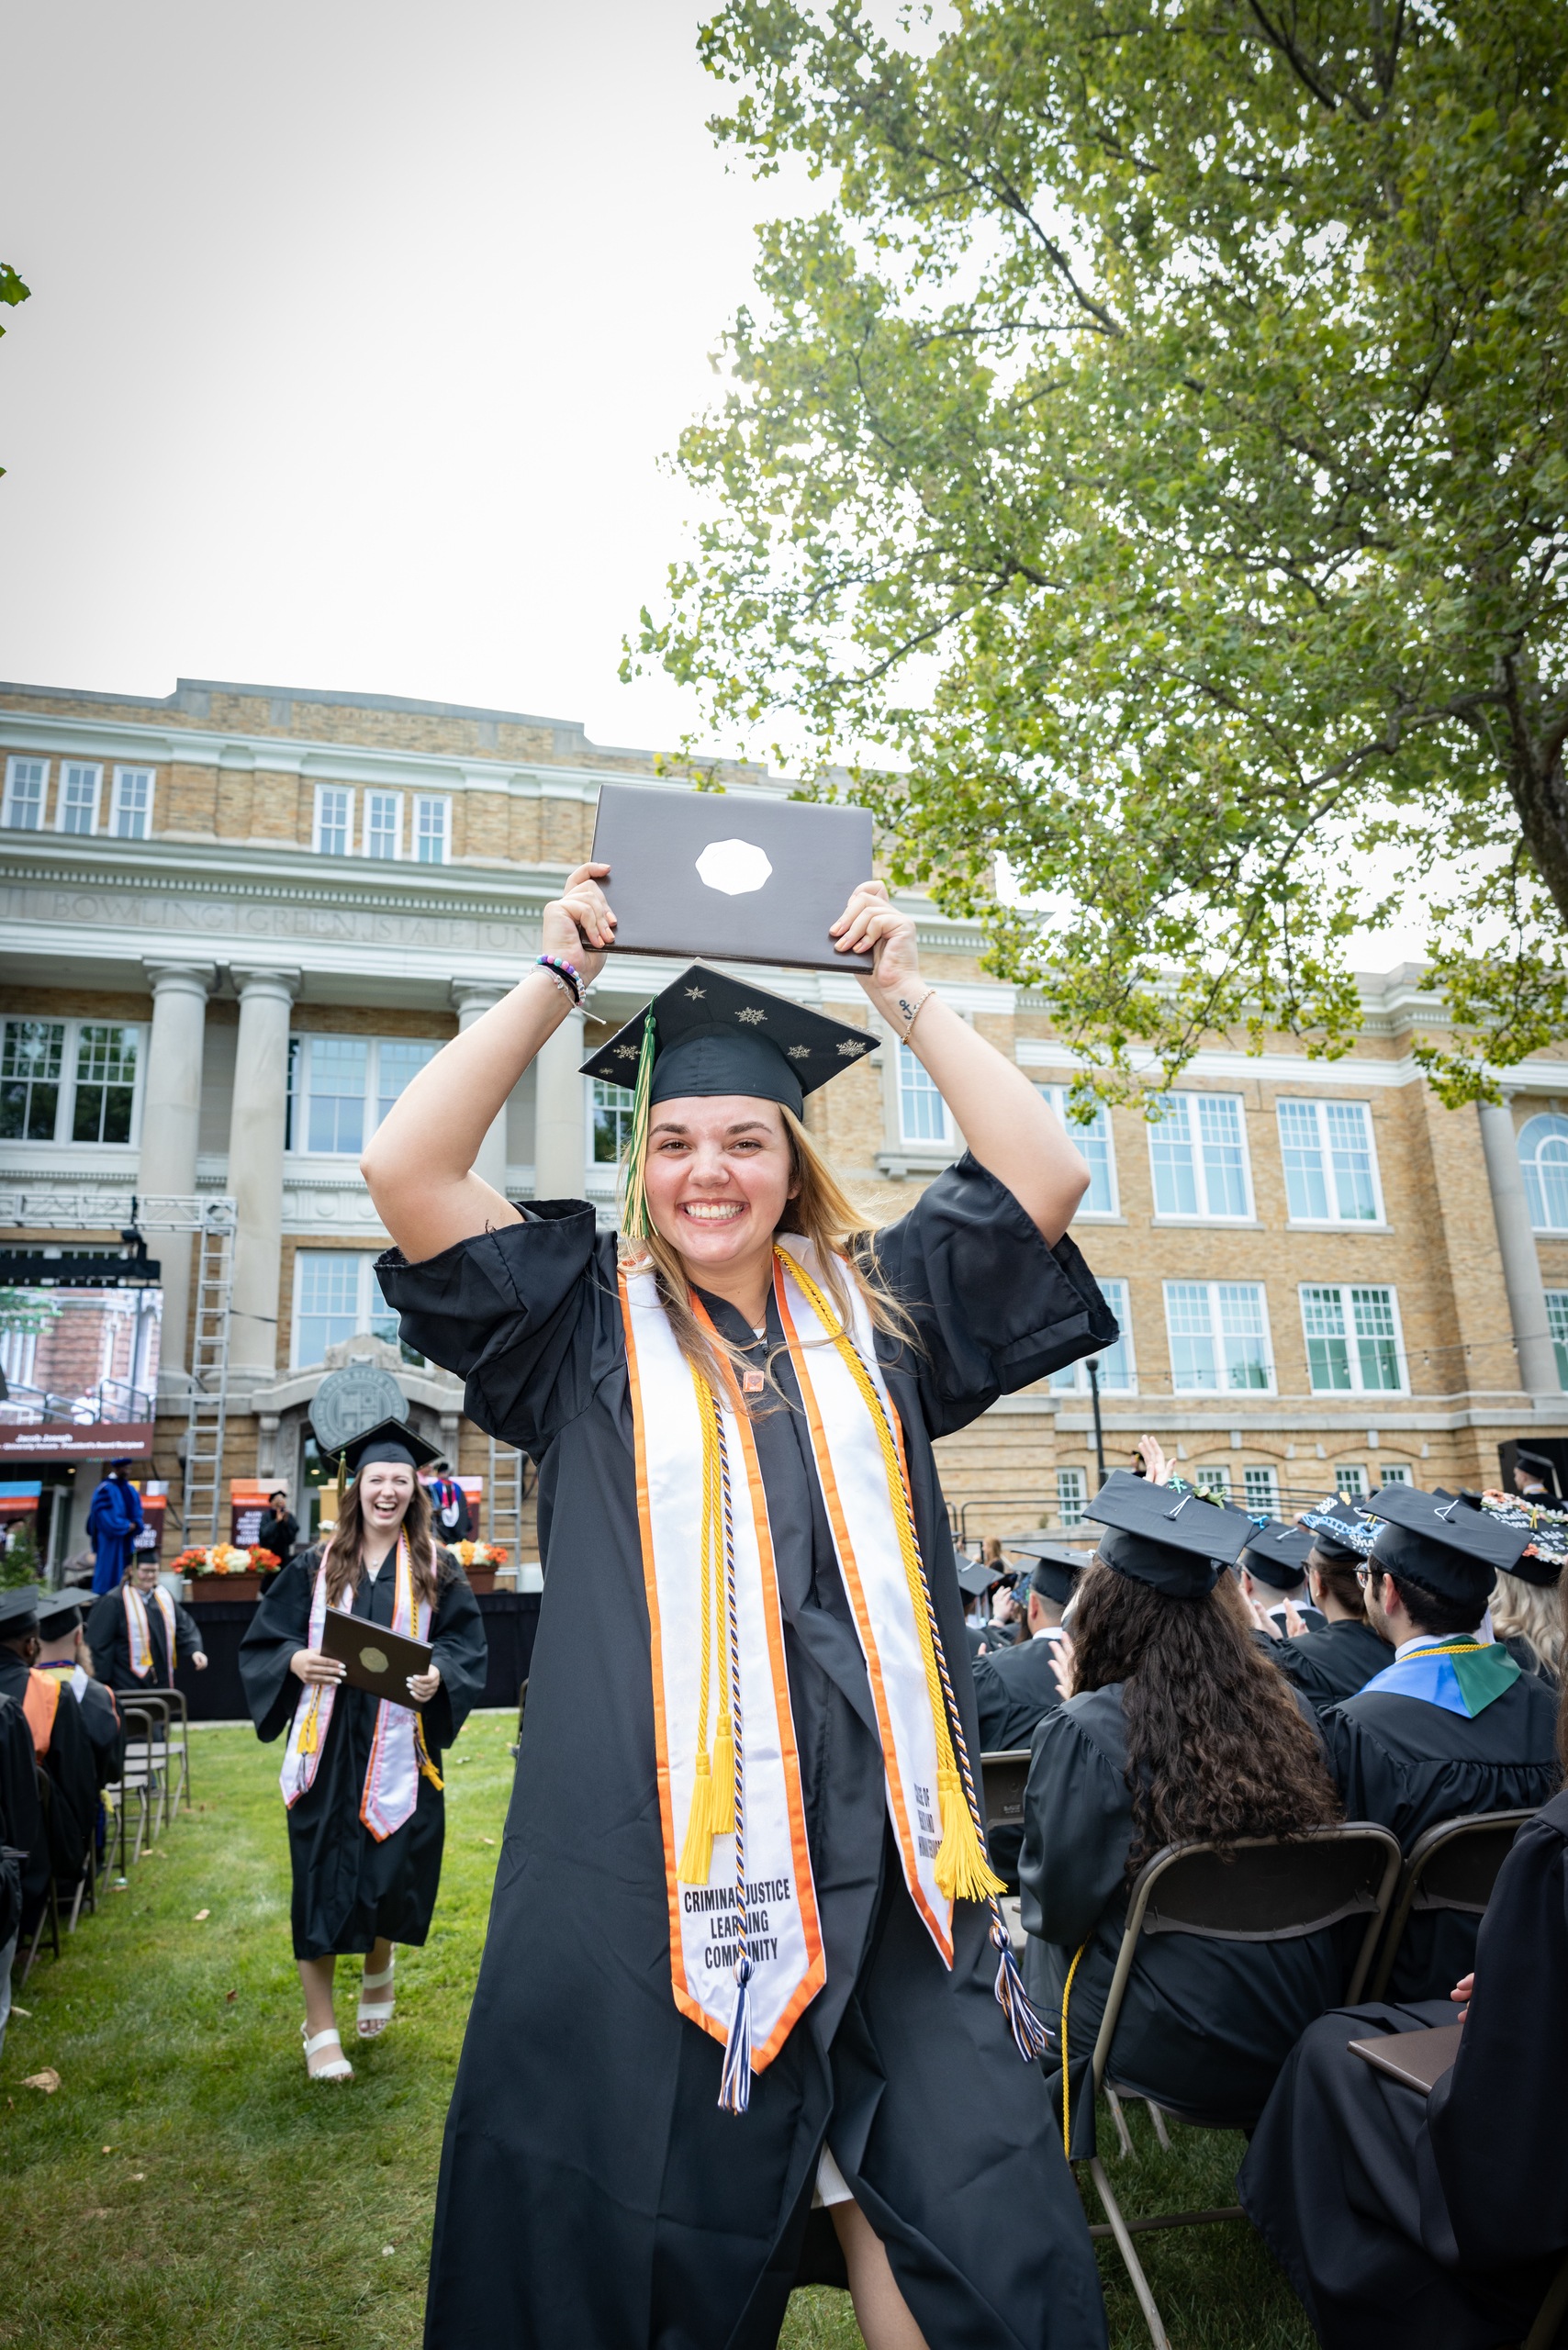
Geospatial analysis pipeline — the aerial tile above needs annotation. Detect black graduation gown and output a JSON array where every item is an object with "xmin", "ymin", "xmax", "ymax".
[
  {"xmin": 37, "ymin": 1665, "xmax": 123, "ymax": 1790},
  {"xmin": 1260, "ymin": 1617, "xmax": 1393, "ymax": 1712},
  {"xmin": 0, "ymin": 1651, "xmax": 97, "ymax": 1902},
  {"xmin": 1018, "ymin": 1684, "xmax": 1350, "ymax": 2158},
  {"xmin": 974, "ymin": 1633, "xmax": 1066, "ymax": 1752},
  {"xmin": 238, "ymin": 1549, "xmax": 487, "ymax": 1960},
  {"xmin": 378, "ymin": 1154, "xmax": 1116, "ymax": 2350},
  {"xmin": 0, "ymin": 1690, "xmax": 44, "ymax": 1938},
  {"xmin": 84, "ymin": 1584, "xmax": 204, "ymax": 1695},
  {"xmin": 1324, "ymin": 1670, "xmax": 1561, "ymax": 1998},
  {"xmin": 1238, "ymin": 1786, "xmax": 1568, "ymax": 2349}
]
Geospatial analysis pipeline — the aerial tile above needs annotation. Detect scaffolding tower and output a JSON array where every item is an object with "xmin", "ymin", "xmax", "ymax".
[{"xmin": 0, "ymin": 1189, "xmax": 237, "ymax": 1544}]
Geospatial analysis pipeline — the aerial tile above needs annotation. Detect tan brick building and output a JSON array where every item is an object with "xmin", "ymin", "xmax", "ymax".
[{"xmin": 4, "ymin": 674, "xmax": 1567, "ymax": 1566}]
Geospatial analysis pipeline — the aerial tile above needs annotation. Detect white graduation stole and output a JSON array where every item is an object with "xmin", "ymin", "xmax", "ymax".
[
  {"xmin": 620, "ymin": 1237, "xmax": 1025, "ymax": 2109},
  {"xmin": 122, "ymin": 1580, "xmax": 178, "ymax": 1679},
  {"xmin": 279, "ymin": 1537, "xmax": 438, "ymax": 1841}
]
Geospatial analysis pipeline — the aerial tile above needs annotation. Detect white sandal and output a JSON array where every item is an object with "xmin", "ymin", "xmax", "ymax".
[
  {"xmin": 303, "ymin": 2024, "xmax": 353, "ymax": 2083},
  {"xmin": 357, "ymin": 1960, "xmax": 396, "ymax": 2039}
]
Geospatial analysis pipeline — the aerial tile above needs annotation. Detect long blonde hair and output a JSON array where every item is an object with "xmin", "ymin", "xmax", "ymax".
[
  {"xmin": 1490, "ymin": 1568, "xmax": 1567, "ymax": 1679},
  {"xmin": 621, "ymin": 1102, "xmax": 913, "ymax": 1391}
]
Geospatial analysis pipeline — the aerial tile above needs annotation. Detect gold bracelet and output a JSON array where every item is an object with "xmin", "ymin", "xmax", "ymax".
[{"xmin": 894, "ymin": 988, "xmax": 934, "ymax": 1040}]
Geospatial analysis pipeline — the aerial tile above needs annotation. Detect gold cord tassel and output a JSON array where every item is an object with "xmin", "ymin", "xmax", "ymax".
[
  {"xmin": 935, "ymin": 1763, "xmax": 1004, "ymax": 1902},
  {"xmin": 416, "ymin": 1717, "xmax": 444, "ymax": 1791},
  {"xmin": 709, "ymin": 1703, "xmax": 735, "ymax": 1836},
  {"xmin": 298, "ymin": 1687, "xmax": 321, "ymax": 1755},
  {"xmin": 678, "ymin": 1750, "xmax": 715, "ymax": 1884}
]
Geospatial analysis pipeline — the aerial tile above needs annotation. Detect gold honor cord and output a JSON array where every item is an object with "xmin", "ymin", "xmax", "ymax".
[
  {"xmin": 780, "ymin": 1251, "xmax": 1003, "ymax": 1905},
  {"xmin": 1060, "ymin": 1941, "xmax": 1087, "ymax": 2150}
]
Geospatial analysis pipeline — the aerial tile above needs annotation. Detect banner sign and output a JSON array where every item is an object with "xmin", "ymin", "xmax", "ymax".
[
  {"xmin": 0, "ymin": 1283, "xmax": 162, "ymax": 1462},
  {"xmin": 230, "ymin": 1480, "xmax": 274, "ymax": 1547},
  {"xmin": 0, "ymin": 1419, "xmax": 156, "ymax": 1462}
]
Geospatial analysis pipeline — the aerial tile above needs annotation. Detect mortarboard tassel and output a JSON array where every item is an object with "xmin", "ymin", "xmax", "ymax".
[
  {"xmin": 718, "ymin": 1956, "xmax": 754, "ymax": 2115},
  {"xmin": 621, "ymin": 1006, "xmax": 657, "ymax": 1243}
]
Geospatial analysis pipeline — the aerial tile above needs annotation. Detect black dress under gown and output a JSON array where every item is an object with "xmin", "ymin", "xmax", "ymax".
[
  {"xmin": 1238, "ymin": 1785, "xmax": 1568, "ymax": 2349},
  {"xmin": 239, "ymin": 1549, "xmax": 487, "ymax": 1960},
  {"xmin": 1018, "ymin": 1684, "xmax": 1351, "ymax": 2158},
  {"xmin": 377, "ymin": 1155, "xmax": 1117, "ymax": 2350},
  {"xmin": 1323, "ymin": 1670, "xmax": 1561, "ymax": 1998}
]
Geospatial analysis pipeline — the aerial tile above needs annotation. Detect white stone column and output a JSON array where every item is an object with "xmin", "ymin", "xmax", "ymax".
[
  {"xmin": 227, "ymin": 967, "xmax": 300, "ymax": 1385},
  {"xmin": 138, "ymin": 961, "xmax": 215, "ymax": 1388},
  {"xmin": 450, "ymin": 981, "xmax": 511, "ymax": 1200},
  {"xmin": 1477, "ymin": 1096, "xmax": 1560, "ymax": 1394},
  {"xmin": 533, "ymin": 1004, "xmax": 587, "ymax": 1202}
]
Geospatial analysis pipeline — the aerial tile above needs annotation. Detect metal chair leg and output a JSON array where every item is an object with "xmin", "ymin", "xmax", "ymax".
[
  {"xmin": 1105, "ymin": 2088, "xmax": 1136, "ymax": 2160},
  {"xmin": 1085, "ymin": 2156, "xmax": 1172, "ymax": 2350},
  {"xmin": 1146, "ymin": 2101, "xmax": 1171, "ymax": 2151}
]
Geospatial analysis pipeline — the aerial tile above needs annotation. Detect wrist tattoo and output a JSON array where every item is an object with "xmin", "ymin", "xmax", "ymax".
[{"xmin": 897, "ymin": 989, "xmax": 933, "ymax": 1039}]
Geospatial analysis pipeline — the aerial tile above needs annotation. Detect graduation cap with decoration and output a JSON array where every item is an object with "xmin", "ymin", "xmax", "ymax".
[
  {"xmin": 1239, "ymin": 1519, "xmax": 1316, "ymax": 1592},
  {"xmin": 1084, "ymin": 1469, "xmax": 1257, "ymax": 1599},
  {"xmin": 1008, "ymin": 1536, "xmax": 1095, "ymax": 1607},
  {"xmin": 1299, "ymin": 1494, "xmax": 1377, "ymax": 1561},
  {"xmin": 579, "ymin": 964, "xmax": 879, "ymax": 1239},
  {"xmin": 1364, "ymin": 1482, "xmax": 1532, "ymax": 1608}
]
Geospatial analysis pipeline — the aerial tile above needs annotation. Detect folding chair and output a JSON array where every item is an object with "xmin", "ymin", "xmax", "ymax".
[
  {"xmin": 17, "ymin": 1769, "xmax": 61, "ymax": 1989},
  {"xmin": 115, "ymin": 1705, "xmax": 164, "ymax": 1863},
  {"xmin": 138, "ymin": 1685, "xmax": 192, "ymax": 1812},
  {"xmin": 980, "ymin": 1747, "xmax": 1032, "ymax": 1946},
  {"xmin": 1075, "ymin": 1822, "xmax": 1404, "ymax": 2350},
  {"xmin": 1366, "ymin": 1809, "xmax": 1536, "ymax": 2001}
]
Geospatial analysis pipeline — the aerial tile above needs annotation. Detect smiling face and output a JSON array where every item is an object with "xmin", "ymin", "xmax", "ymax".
[
  {"xmin": 132, "ymin": 1557, "xmax": 159, "ymax": 1593},
  {"xmin": 642, "ymin": 1094, "xmax": 797, "ymax": 1280},
  {"xmin": 358, "ymin": 1460, "xmax": 417, "ymax": 1541}
]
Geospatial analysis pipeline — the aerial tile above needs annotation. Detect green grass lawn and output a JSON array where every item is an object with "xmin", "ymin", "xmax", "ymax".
[{"xmin": 2, "ymin": 1723, "xmax": 1311, "ymax": 2349}]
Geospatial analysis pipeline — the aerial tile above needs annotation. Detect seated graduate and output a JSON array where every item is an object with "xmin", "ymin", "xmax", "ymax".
[
  {"xmin": 85, "ymin": 1552, "xmax": 208, "ymax": 1695},
  {"xmin": 0, "ymin": 1681, "xmax": 43, "ymax": 2060},
  {"xmin": 0, "ymin": 1584, "xmax": 97, "ymax": 1917},
  {"xmin": 1322, "ymin": 1483, "xmax": 1562, "ymax": 2000},
  {"xmin": 364, "ymin": 869, "xmax": 1115, "ymax": 2350},
  {"xmin": 1238, "ymin": 1679, "xmax": 1568, "ymax": 2350},
  {"xmin": 1237, "ymin": 1518, "xmax": 1326, "ymax": 1633},
  {"xmin": 1484, "ymin": 1522, "xmax": 1564, "ymax": 1684},
  {"xmin": 240, "ymin": 1420, "xmax": 487, "ymax": 2083},
  {"xmin": 1019, "ymin": 1472, "xmax": 1344, "ymax": 2157},
  {"xmin": 31, "ymin": 1586, "xmax": 123, "ymax": 1791},
  {"xmin": 1254, "ymin": 1497, "xmax": 1394, "ymax": 1712},
  {"xmin": 973, "ymin": 1542, "xmax": 1084, "ymax": 1751}
]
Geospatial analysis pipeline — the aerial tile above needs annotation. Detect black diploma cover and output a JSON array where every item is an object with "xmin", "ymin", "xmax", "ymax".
[{"xmin": 321, "ymin": 1608, "xmax": 435, "ymax": 1708}]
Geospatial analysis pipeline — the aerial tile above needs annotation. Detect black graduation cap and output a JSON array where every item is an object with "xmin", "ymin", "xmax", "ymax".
[
  {"xmin": 1239, "ymin": 1520, "xmax": 1316, "ymax": 1591},
  {"xmin": 1085, "ymin": 1469, "xmax": 1257, "ymax": 1599},
  {"xmin": 957, "ymin": 1559, "xmax": 1004, "ymax": 1597},
  {"xmin": 34, "ymin": 1586, "xmax": 86, "ymax": 1637},
  {"xmin": 580, "ymin": 964, "xmax": 878, "ymax": 1123},
  {"xmin": 1365, "ymin": 1482, "xmax": 1531, "ymax": 1606},
  {"xmin": 1515, "ymin": 1448, "xmax": 1558, "ymax": 1492},
  {"xmin": 1300, "ymin": 1495, "xmax": 1376, "ymax": 1561},
  {"xmin": 0, "ymin": 1584, "xmax": 43, "ymax": 1638},
  {"xmin": 311, "ymin": 1416, "xmax": 443, "ymax": 1480},
  {"xmin": 1008, "ymin": 1537, "xmax": 1093, "ymax": 1606}
]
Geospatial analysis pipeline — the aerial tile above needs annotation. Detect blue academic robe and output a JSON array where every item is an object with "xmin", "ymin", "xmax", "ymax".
[{"xmin": 86, "ymin": 1476, "xmax": 144, "ymax": 1595}]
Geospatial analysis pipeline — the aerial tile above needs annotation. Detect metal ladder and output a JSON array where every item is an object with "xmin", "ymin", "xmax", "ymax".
[
  {"xmin": 487, "ymin": 1432, "xmax": 527, "ymax": 1558},
  {"xmin": 181, "ymin": 1205, "xmax": 235, "ymax": 1544}
]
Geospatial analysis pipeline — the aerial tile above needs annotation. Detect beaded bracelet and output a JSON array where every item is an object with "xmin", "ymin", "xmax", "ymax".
[{"xmin": 536, "ymin": 953, "xmax": 585, "ymax": 1006}]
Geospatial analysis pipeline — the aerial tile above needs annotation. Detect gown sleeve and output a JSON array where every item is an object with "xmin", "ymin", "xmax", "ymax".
[
  {"xmin": 865, "ymin": 1152, "xmax": 1118, "ymax": 1439},
  {"xmin": 972, "ymin": 1654, "xmax": 1010, "ymax": 1751},
  {"xmin": 84, "ymin": 1591, "xmax": 120, "ymax": 1666},
  {"xmin": 1018, "ymin": 1697, "xmax": 1134, "ymax": 1950},
  {"xmin": 1426, "ymin": 1798, "xmax": 1568, "ymax": 2266},
  {"xmin": 375, "ymin": 1203, "xmax": 607, "ymax": 1458},
  {"xmin": 423, "ymin": 1561, "xmax": 488, "ymax": 1753},
  {"xmin": 174, "ymin": 1600, "xmax": 204, "ymax": 1662},
  {"xmin": 239, "ymin": 1555, "xmax": 315, "ymax": 1743}
]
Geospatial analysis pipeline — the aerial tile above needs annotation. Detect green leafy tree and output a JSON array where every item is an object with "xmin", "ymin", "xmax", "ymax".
[
  {"xmin": 1, "ymin": 260, "xmax": 30, "ymax": 481},
  {"xmin": 632, "ymin": 1, "xmax": 1568, "ymax": 1098},
  {"xmin": 0, "ymin": 1519, "xmax": 41, "ymax": 1590}
]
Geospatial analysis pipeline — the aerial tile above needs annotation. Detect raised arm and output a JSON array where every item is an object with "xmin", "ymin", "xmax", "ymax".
[
  {"xmin": 833, "ymin": 882, "xmax": 1091, "ymax": 1245},
  {"xmin": 362, "ymin": 866, "xmax": 615, "ymax": 1263}
]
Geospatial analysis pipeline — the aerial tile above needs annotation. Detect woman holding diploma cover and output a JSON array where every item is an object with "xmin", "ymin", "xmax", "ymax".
[
  {"xmin": 240, "ymin": 1420, "xmax": 487, "ymax": 2083},
  {"xmin": 365, "ymin": 857, "xmax": 1116, "ymax": 2348}
]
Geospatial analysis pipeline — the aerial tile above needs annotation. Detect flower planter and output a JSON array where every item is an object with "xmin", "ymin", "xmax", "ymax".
[
  {"xmin": 465, "ymin": 1568, "xmax": 498, "ymax": 1596},
  {"xmin": 187, "ymin": 1572, "xmax": 263, "ymax": 1602}
]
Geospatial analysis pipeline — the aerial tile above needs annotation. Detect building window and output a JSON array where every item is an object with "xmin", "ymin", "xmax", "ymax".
[
  {"xmin": 314, "ymin": 785, "xmax": 353, "ymax": 856},
  {"xmin": 2, "ymin": 756, "xmax": 47, "ymax": 829},
  {"xmin": 71, "ymin": 1025, "xmax": 139, "ymax": 1145},
  {"xmin": 364, "ymin": 790, "xmax": 402, "ymax": 859},
  {"xmin": 898, "ymin": 1043, "xmax": 949, "ymax": 1145},
  {"xmin": 1335, "ymin": 1464, "xmax": 1368, "ymax": 1497},
  {"xmin": 1300, "ymin": 1284, "xmax": 1406, "ymax": 1393},
  {"xmin": 413, "ymin": 795, "xmax": 450, "ymax": 864},
  {"xmin": 0, "ymin": 1020, "xmax": 65, "ymax": 1140},
  {"xmin": 110, "ymin": 766, "xmax": 154, "ymax": 839},
  {"xmin": 56, "ymin": 761, "xmax": 102, "ymax": 834},
  {"xmin": 1547, "ymin": 1291, "xmax": 1568, "ymax": 1387},
  {"xmin": 0, "ymin": 1327, "xmax": 38, "ymax": 1387},
  {"xmin": 1148, "ymin": 1093, "xmax": 1251, "ymax": 1219},
  {"xmin": 1164, "ymin": 1281, "xmax": 1273, "ymax": 1392},
  {"xmin": 1040, "ymin": 1087, "xmax": 1116, "ymax": 1214},
  {"xmin": 1056, "ymin": 1467, "xmax": 1087, "ymax": 1527},
  {"xmin": 1050, "ymin": 1277, "xmax": 1134, "ymax": 1393},
  {"xmin": 1243, "ymin": 1464, "xmax": 1280, "ymax": 1515},
  {"xmin": 1520, "ymin": 1114, "xmax": 1568, "ymax": 1233},
  {"xmin": 286, "ymin": 1034, "xmax": 440, "ymax": 1157},
  {"xmin": 591, "ymin": 1078, "xmax": 636, "ymax": 1166},
  {"xmin": 1380, "ymin": 1463, "xmax": 1412, "ymax": 1484},
  {"xmin": 292, "ymin": 1251, "xmax": 416, "ymax": 1370},
  {"xmin": 1277, "ymin": 1098, "xmax": 1382, "ymax": 1223}
]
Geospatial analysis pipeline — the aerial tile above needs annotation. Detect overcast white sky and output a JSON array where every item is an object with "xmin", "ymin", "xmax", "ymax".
[{"xmin": 1, "ymin": 0, "xmax": 783, "ymax": 754}]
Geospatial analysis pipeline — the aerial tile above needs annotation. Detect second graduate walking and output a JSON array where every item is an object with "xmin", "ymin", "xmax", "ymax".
[{"xmin": 364, "ymin": 866, "xmax": 1118, "ymax": 2350}]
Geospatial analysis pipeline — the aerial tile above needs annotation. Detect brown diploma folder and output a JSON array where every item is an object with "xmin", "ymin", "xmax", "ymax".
[
  {"xmin": 320, "ymin": 1608, "xmax": 434, "ymax": 1709},
  {"xmin": 1348, "ymin": 2022, "xmax": 1462, "ymax": 2096}
]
